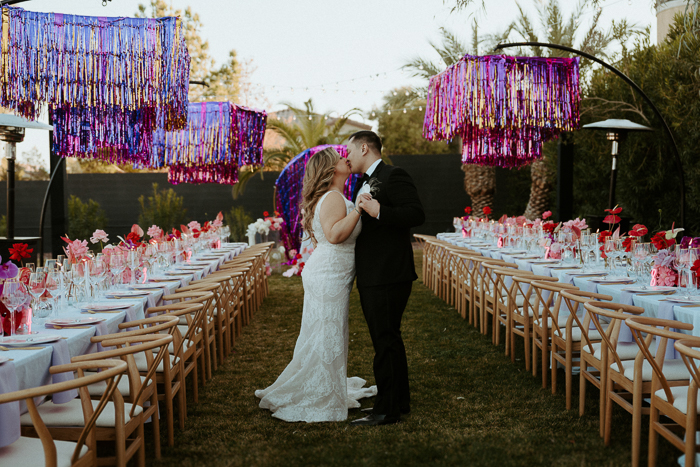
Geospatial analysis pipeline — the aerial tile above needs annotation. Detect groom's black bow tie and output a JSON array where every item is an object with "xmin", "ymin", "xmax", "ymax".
[{"xmin": 359, "ymin": 174, "xmax": 370, "ymax": 185}]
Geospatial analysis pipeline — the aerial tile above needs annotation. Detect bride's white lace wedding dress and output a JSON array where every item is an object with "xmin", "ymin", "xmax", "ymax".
[{"xmin": 255, "ymin": 190, "xmax": 377, "ymax": 422}]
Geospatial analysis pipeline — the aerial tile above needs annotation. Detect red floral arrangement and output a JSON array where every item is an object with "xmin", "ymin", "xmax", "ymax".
[
  {"xmin": 542, "ymin": 222, "xmax": 558, "ymax": 234},
  {"xmin": 464, "ymin": 206, "xmax": 472, "ymax": 215},
  {"xmin": 482, "ymin": 206, "xmax": 492, "ymax": 218},
  {"xmin": 651, "ymin": 231, "xmax": 675, "ymax": 250},
  {"xmin": 8, "ymin": 243, "xmax": 32, "ymax": 265}
]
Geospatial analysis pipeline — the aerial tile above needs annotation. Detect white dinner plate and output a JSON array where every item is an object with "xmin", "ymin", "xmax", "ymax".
[
  {"xmin": 129, "ymin": 284, "xmax": 167, "ymax": 290},
  {"xmin": 80, "ymin": 303, "xmax": 131, "ymax": 311},
  {"xmin": 0, "ymin": 356, "xmax": 11, "ymax": 364},
  {"xmin": 591, "ymin": 277, "xmax": 635, "ymax": 284},
  {"xmin": 621, "ymin": 286, "xmax": 676, "ymax": 293},
  {"xmin": 106, "ymin": 291, "xmax": 151, "ymax": 298},
  {"xmin": 45, "ymin": 317, "xmax": 105, "ymax": 326},
  {"xmin": 1, "ymin": 334, "xmax": 60, "ymax": 346}
]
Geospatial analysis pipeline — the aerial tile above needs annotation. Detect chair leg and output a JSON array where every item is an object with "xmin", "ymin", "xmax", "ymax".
[
  {"xmin": 178, "ymin": 373, "xmax": 186, "ymax": 430},
  {"xmin": 579, "ymin": 363, "xmax": 587, "ymax": 417},
  {"xmin": 684, "ymin": 405, "xmax": 697, "ymax": 467},
  {"xmin": 163, "ymin": 379, "xmax": 175, "ymax": 446},
  {"xmin": 137, "ymin": 421, "xmax": 146, "ymax": 467},
  {"xmin": 648, "ymin": 404, "xmax": 660, "ymax": 467},
  {"xmin": 604, "ymin": 377, "xmax": 614, "ymax": 446},
  {"xmin": 599, "ymin": 365, "xmax": 607, "ymax": 438},
  {"xmin": 631, "ymin": 379, "xmax": 643, "ymax": 467},
  {"xmin": 565, "ymin": 343, "xmax": 573, "ymax": 411},
  {"xmin": 151, "ymin": 393, "xmax": 161, "ymax": 459},
  {"xmin": 551, "ymin": 343, "xmax": 558, "ymax": 396}
]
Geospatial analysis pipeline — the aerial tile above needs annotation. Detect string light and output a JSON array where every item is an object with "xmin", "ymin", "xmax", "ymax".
[
  {"xmin": 403, "ymin": 108, "xmax": 407, "ymax": 113},
  {"xmin": 387, "ymin": 110, "xmax": 391, "ymax": 115},
  {"xmin": 405, "ymin": 90, "xmax": 410, "ymax": 96}
]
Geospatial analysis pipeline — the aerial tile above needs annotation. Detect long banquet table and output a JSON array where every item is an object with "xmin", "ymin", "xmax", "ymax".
[
  {"xmin": 436, "ymin": 233, "xmax": 700, "ymax": 344},
  {"xmin": 0, "ymin": 243, "xmax": 247, "ymax": 449}
]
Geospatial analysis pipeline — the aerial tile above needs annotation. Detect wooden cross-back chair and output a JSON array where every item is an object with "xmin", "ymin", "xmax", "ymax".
[
  {"xmin": 625, "ymin": 317, "xmax": 695, "ymax": 467},
  {"xmin": 0, "ymin": 359, "xmax": 126, "ymax": 467},
  {"xmin": 528, "ymin": 280, "xmax": 579, "ymax": 389},
  {"xmin": 20, "ymin": 334, "xmax": 172, "ymax": 467},
  {"xmin": 506, "ymin": 273, "xmax": 558, "ymax": 370},
  {"xmin": 84, "ymin": 315, "xmax": 178, "ymax": 459}
]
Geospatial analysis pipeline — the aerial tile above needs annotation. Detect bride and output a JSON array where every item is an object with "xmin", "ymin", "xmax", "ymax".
[{"xmin": 255, "ymin": 147, "xmax": 377, "ymax": 422}]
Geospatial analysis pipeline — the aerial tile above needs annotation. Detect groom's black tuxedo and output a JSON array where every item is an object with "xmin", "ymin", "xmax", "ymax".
[{"xmin": 353, "ymin": 160, "xmax": 424, "ymax": 418}]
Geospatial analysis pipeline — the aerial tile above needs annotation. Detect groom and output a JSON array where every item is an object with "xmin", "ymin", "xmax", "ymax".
[{"xmin": 347, "ymin": 131, "xmax": 425, "ymax": 426}]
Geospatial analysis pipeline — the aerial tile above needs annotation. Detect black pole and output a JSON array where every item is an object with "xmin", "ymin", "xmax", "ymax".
[
  {"xmin": 38, "ymin": 157, "xmax": 65, "ymax": 266},
  {"xmin": 608, "ymin": 155, "xmax": 617, "ymax": 210},
  {"xmin": 495, "ymin": 41, "xmax": 686, "ymax": 228},
  {"xmin": 6, "ymin": 144, "xmax": 15, "ymax": 239}
]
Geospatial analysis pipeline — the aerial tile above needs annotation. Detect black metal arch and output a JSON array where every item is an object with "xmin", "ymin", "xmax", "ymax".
[{"xmin": 495, "ymin": 41, "xmax": 686, "ymax": 227}]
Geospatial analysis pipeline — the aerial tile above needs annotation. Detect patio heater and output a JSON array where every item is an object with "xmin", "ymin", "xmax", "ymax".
[
  {"xmin": 582, "ymin": 118, "xmax": 652, "ymax": 210},
  {"xmin": 0, "ymin": 113, "xmax": 53, "ymax": 264}
]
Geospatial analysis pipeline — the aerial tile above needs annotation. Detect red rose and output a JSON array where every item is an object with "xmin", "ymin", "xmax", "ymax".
[
  {"xmin": 464, "ymin": 206, "xmax": 472, "ymax": 215},
  {"xmin": 126, "ymin": 232, "xmax": 141, "ymax": 243},
  {"xmin": 8, "ymin": 243, "xmax": 32, "ymax": 262},
  {"xmin": 483, "ymin": 206, "xmax": 492, "ymax": 216},
  {"xmin": 263, "ymin": 211, "xmax": 269, "ymax": 217}
]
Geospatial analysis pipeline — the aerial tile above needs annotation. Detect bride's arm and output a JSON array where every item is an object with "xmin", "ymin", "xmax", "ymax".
[{"xmin": 320, "ymin": 192, "xmax": 362, "ymax": 245}]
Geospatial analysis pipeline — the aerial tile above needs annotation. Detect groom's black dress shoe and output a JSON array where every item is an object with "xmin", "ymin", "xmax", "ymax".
[
  {"xmin": 361, "ymin": 407, "xmax": 410, "ymax": 416},
  {"xmin": 350, "ymin": 413, "xmax": 401, "ymax": 426}
]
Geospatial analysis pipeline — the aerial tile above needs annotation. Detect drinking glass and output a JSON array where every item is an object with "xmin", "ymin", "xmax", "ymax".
[
  {"xmin": 25, "ymin": 263, "xmax": 35, "ymax": 273},
  {"xmin": 44, "ymin": 271, "xmax": 61, "ymax": 317},
  {"xmin": 127, "ymin": 250, "xmax": 140, "ymax": 284},
  {"xmin": 604, "ymin": 238, "xmax": 620, "ymax": 273},
  {"xmin": 674, "ymin": 248, "xmax": 688, "ymax": 294},
  {"xmin": 110, "ymin": 253, "xmax": 126, "ymax": 288},
  {"xmin": 1, "ymin": 279, "xmax": 27, "ymax": 339},
  {"xmin": 28, "ymin": 271, "xmax": 46, "ymax": 310}
]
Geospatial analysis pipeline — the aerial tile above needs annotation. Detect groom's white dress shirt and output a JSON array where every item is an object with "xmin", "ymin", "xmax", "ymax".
[{"xmin": 356, "ymin": 158, "xmax": 382, "ymax": 219}]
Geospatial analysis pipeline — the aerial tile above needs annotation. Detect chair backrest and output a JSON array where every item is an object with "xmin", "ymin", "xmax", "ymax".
[
  {"xmin": 675, "ymin": 338, "xmax": 700, "ymax": 408},
  {"xmin": 529, "ymin": 280, "xmax": 579, "ymax": 327},
  {"xmin": 483, "ymin": 262, "xmax": 519, "ymax": 307},
  {"xmin": 0, "ymin": 359, "xmax": 127, "ymax": 466},
  {"xmin": 73, "ymin": 333, "xmax": 174, "ymax": 418},
  {"xmin": 559, "ymin": 289, "xmax": 613, "ymax": 350},
  {"xmin": 583, "ymin": 301, "xmax": 646, "ymax": 373},
  {"xmin": 626, "ymin": 317, "xmax": 694, "ymax": 403},
  {"xmin": 511, "ymin": 274, "xmax": 558, "ymax": 318}
]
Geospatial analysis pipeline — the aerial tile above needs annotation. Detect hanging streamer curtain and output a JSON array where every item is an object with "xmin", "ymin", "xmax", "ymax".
[
  {"xmin": 150, "ymin": 101, "xmax": 266, "ymax": 185},
  {"xmin": 0, "ymin": 6, "xmax": 190, "ymax": 164},
  {"xmin": 274, "ymin": 145, "xmax": 358, "ymax": 254},
  {"xmin": 0, "ymin": 6, "xmax": 190, "ymax": 127},
  {"xmin": 423, "ymin": 53, "xmax": 580, "ymax": 167}
]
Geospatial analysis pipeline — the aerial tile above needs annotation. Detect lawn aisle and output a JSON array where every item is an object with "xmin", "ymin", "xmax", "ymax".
[{"xmin": 146, "ymin": 252, "xmax": 678, "ymax": 467}]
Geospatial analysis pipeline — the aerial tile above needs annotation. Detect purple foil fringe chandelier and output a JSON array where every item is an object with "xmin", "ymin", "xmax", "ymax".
[
  {"xmin": 151, "ymin": 101, "xmax": 267, "ymax": 185},
  {"xmin": 274, "ymin": 145, "xmax": 360, "ymax": 254},
  {"xmin": 0, "ymin": 5, "xmax": 191, "ymax": 163},
  {"xmin": 423, "ymin": 53, "xmax": 581, "ymax": 168}
]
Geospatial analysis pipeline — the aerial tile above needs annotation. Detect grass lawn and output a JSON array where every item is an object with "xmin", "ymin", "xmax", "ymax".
[{"xmin": 145, "ymin": 252, "xmax": 679, "ymax": 467}]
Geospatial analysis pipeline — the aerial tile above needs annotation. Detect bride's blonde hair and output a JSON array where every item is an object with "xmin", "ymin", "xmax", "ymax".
[{"xmin": 301, "ymin": 148, "xmax": 341, "ymax": 244}]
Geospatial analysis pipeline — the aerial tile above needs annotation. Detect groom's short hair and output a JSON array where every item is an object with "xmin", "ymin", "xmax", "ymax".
[{"xmin": 349, "ymin": 131, "xmax": 382, "ymax": 155}]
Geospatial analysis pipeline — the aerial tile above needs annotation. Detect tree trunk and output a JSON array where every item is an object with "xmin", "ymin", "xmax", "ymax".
[
  {"xmin": 523, "ymin": 159, "xmax": 552, "ymax": 220},
  {"xmin": 462, "ymin": 164, "xmax": 495, "ymax": 217}
]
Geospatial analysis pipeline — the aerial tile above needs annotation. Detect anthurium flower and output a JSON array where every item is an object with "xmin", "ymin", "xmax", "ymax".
[
  {"xmin": 131, "ymin": 224, "xmax": 144, "ymax": 238},
  {"xmin": 665, "ymin": 227, "xmax": 684, "ymax": 240},
  {"xmin": 628, "ymin": 224, "xmax": 648, "ymax": 237},
  {"xmin": 542, "ymin": 210, "xmax": 552, "ymax": 220},
  {"xmin": 603, "ymin": 214, "xmax": 621, "ymax": 225},
  {"xmin": 8, "ymin": 243, "xmax": 33, "ymax": 262},
  {"xmin": 604, "ymin": 206, "xmax": 623, "ymax": 215}
]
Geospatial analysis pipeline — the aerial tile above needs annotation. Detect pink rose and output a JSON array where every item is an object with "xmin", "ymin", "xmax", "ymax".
[
  {"xmin": 67, "ymin": 239, "xmax": 88, "ymax": 262},
  {"xmin": 188, "ymin": 221, "xmax": 201, "ymax": 231},
  {"xmin": 147, "ymin": 225, "xmax": 163, "ymax": 239},
  {"xmin": 549, "ymin": 242, "xmax": 562, "ymax": 259},
  {"xmin": 90, "ymin": 229, "xmax": 109, "ymax": 244},
  {"xmin": 656, "ymin": 266, "xmax": 678, "ymax": 287},
  {"xmin": 212, "ymin": 219, "xmax": 223, "ymax": 228}
]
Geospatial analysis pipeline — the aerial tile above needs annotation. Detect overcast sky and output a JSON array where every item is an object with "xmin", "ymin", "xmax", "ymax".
[{"xmin": 11, "ymin": 0, "xmax": 658, "ymax": 168}]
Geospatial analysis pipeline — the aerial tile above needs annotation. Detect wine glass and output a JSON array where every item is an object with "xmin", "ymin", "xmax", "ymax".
[
  {"xmin": 604, "ymin": 238, "xmax": 619, "ymax": 274},
  {"xmin": 28, "ymin": 271, "xmax": 46, "ymax": 313},
  {"xmin": 110, "ymin": 252, "xmax": 126, "ymax": 288},
  {"xmin": 127, "ymin": 250, "xmax": 140, "ymax": 284},
  {"xmin": 1, "ymin": 279, "xmax": 27, "ymax": 339},
  {"xmin": 44, "ymin": 271, "xmax": 61, "ymax": 318},
  {"xmin": 673, "ymin": 248, "xmax": 688, "ymax": 294},
  {"xmin": 25, "ymin": 263, "xmax": 35, "ymax": 273}
]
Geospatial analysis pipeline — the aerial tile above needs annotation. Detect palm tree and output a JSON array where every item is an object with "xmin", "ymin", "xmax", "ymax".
[
  {"xmin": 233, "ymin": 99, "xmax": 360, "ymax": 198},
  {"xmin": 404, "ymin": 25, "xmax": 511, "ymax": 214},
  {"xmin": 505, "ymin": 0, "xmax": 638, "ymax": 219}
]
